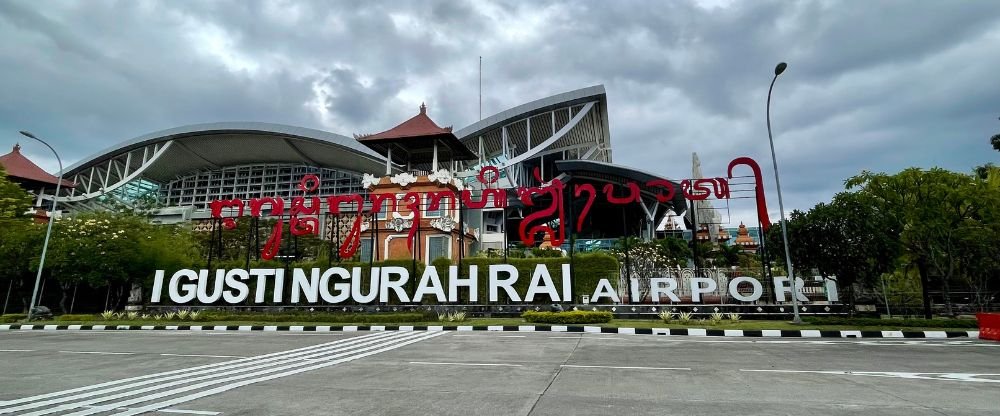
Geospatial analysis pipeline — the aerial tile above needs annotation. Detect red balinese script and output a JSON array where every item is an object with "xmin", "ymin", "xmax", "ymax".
[{"xmin": 209, "ymin": 157, "xmax": 769, "ymax": 260}]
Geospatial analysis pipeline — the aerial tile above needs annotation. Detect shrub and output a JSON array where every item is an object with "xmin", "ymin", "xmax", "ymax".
[
  {"xmin": 458, "ymin": 252, "xmax": 619, "ymax": 304},
  {"xmin": 126, "ymin": 311, "xmax": 139, "ymax": 320},
  {"xmin": 727, "ymin": 313, "xmax": 742, "ymax": 322},
  {"xmin": 1, "ymin": 314, "xmax": 27, "ymax": 323},
  {"xmin": 678, "ymin": 312, "xmax": 693, "ymax": 323},
  {"xmin": 431, "ymin": 257, "xmax": 452, "ymax": 269},
  {"xmin": 55, "ymin": 314, "xmax": 98, "ymax": 322},
  {"xmin": 521, "ymin": 310, "xmax": 612, "ymax": 324},
  {"xmin": 802, "ymin": 317, "xmax": 978, "ymax": 329},
  {"xmin": 708, "ymin": 312, "xmax": 724, "ymax": 325},
  {"xmin": 658, "ymin": 311, "xmax": 674, "ymax": 323},
  {"xmin": 437, "ymin": 311, "xmax": 467, "ymax": 322},
  {"xmin": 100, "ymin": 310, "xmax": 116, "ymax": 320}
]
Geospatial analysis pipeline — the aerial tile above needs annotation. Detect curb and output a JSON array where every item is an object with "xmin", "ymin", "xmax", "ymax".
[{"xmin": 0, "ymin": 324, "xmax": 981, "ymax": 339}]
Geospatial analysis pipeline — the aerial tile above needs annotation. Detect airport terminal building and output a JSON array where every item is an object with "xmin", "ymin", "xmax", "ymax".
[{"xmin": 11, "ymin": 85, "xmax": 691, "ymax": 261}]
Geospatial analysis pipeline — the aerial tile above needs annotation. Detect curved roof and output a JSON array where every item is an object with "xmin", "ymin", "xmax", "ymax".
[
  {"xmin": 1, "ymin": 144, "xmax": 75, "ymax": 187},
  {"xmin": 63, "ymin": 122, "xmax": 388, "ymax": 183},
  {"xmin": 455, "ymin": 85, "xmax": 608, "ymax": 141},
  {"xmin": 554, "ymin": 159, "xmax": 687, "ymax": 216}
]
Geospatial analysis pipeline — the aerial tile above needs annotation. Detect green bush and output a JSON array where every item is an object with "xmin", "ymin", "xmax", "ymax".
[
  {"xmin": 454, "ymin": 252, "xmax": 619, "ymax": 304},
  {"xmin": 530, "ymin": 248, "xmax": 564, "ymax": 258},
  {"xmin": 55, "ymin": 314, "xmax": 98, "ymax": 321},
  {"xmin": 802, "ymin": 316, "xmax": 978, "ymax": 329},
  {"xmin": 431, "ymin": 257, "xmax": 452, "ymax": 269},
  {"xmin": 1, "ymin": 314, "xmax": 27, "ymax": 323},
  {"xmin": 522, "ymin": 310, "xmax": 613, "ymax": 324}
]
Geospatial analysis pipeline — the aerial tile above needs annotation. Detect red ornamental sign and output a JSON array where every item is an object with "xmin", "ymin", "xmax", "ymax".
[{"xmin": 208, "ymin": 157, "xmax": 770, "ymax": 261}]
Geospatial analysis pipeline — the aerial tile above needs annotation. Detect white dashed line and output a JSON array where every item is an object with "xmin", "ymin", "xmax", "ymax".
[
  {"xmin": 561, "ymin": 364, "xmax": 691, "ymax": 371},
  {"xmin": 740, "ymin": 369, "xmax": 1000, "ymax": 383},
  {"xmin": 409, "ymin": 361, "xmax": 523, "ymax": 367},
  {"xmin": 58, "ymin": 350, "xmax": 136, "ymax": 355},
  {"xmin": 451, "ymin": 334, "xmax": 526, "ymax": 338},
  {"xmin": 159, "ymin": 354, "xmax": 247, "ymax": 359}
]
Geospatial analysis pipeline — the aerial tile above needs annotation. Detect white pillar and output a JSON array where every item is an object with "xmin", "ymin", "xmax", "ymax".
[
  {"xmin": 386, "ymin": 147, "xmax": 392, "ymax": 175},
  {"xmin": 432, "ymin": 141, "xmax": 439, "ymax": 172}
]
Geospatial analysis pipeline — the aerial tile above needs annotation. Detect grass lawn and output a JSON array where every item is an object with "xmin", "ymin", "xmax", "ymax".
[{"xmin": 17, "ymin": 318, "xmax": 977, "ymax": 332}]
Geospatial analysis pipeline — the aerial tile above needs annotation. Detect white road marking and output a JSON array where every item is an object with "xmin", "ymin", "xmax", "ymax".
[
  {"xmin": 58, "ymin": 351, "xmax": 135, "ymax": 355},
  {"xmin": 561, "ymin": 364, "xmax": 691, "ymax": 371},
  {"xmin": 83, "ymin": 406, "xmax": 219, "ymax": 415},
  {"xmin": 408, "ymin": 361, "xmax": 523, "ymax": 367},
  {"xmin": 106, "ymin": 331, "xmax": 446, "ymax": 416},
  {"xmin": 0, "ymin": 332, "xmax": 399, "ymax": 413},
  {"xmin": 451, "ymin": 334, "xmax": 526, "ymax": 338},
  {"xmin": 740, "ymin": 369, "xmax": 1000, "ymax": 383},
  {"xmin": 276, "ymin": 333, "xmax": 345, "ymax": 336},
  {"xmin": 157, "ymin": 408, "xmax": 221, "ymax": 415},
  {"xmin": 0, "ymin": 349, "xmax": 34, "ymax": 352},
  {"xmin": 0, "ymin": 331, "xmax": 445, "ymax": 416},
  {"xmin": 653, "ymin": 339, "xmax": 999, "ymax": 347},
  {"xmin": 159, "ymin": 354, "xmax": 246, "ymax": 359}
]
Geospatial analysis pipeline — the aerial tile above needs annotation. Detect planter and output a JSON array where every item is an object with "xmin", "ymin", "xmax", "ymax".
[{"xmin": 976, "ymin": 313, "xmax": 1000, "ymax": 341}]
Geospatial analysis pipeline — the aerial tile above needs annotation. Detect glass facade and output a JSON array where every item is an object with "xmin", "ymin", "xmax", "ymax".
[{"xmin": 158, "ymin": 163, "xmax": 365, "ymax": 209}]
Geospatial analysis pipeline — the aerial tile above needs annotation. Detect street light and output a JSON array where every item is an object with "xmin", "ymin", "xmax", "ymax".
[
  {"xmin": 19, "ymin": 130, "xmax": 63, "ymax": 321},
  {"xmin": 765, "ymin": 62, "xmax": 803, "ymax": 324}
]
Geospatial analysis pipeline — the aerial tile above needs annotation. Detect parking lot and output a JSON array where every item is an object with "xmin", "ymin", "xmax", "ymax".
[{"xmin": 2, "ymin": 330, "xmax": 999, "ymax": 415}]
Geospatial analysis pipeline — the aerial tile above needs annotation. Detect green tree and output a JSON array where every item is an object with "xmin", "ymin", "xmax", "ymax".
[
  {"xmin": 847, "ymin": 168, "xmax": 994, "ymax": 317},
  {"xmin": 45, "ymin": 212, "xmax": 200, "ymax": 312},
  {"xmin": 654, "ymin": 236, "xmax": 691, "ymax": 268},
  {"xmin": 765, "ymin": 192, "xmax": 901, "ymax": 309},
  {"xmin": 0, "ymin": 167, "xmax": 40, "ymax": 313},
  {"xmin": 0, "ymin": 166, "xmax": 33, "ymax": 223},
  {"xmin": 992, "ymin": 133, "xmax": 1000, "ymax": 152}
]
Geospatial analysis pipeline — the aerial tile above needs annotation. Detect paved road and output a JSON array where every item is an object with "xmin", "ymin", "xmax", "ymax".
[{"xmin": 1, "ymin": 330, "xmax": 999, "ymax": 415}]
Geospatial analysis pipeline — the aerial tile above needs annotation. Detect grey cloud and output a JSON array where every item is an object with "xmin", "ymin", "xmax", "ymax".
[{"xmin": 1, "ymin": 0, "xmax": 998, "ymax": 226}]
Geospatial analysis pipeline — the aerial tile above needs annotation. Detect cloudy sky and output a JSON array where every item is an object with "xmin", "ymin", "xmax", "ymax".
[{"xmin": 2, "ymin": 0, "xmax": 999, "ymax": 225}]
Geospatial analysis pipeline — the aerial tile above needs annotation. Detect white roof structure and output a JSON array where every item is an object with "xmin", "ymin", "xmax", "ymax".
[{"xmin": 50, "ymin": 85, "xmax": 614, "ymax": 207}]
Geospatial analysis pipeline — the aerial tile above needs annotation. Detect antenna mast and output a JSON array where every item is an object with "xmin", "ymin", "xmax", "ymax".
[{"xmin": 479, "ymin": 56, "xmax": 482, "ymax": 120}]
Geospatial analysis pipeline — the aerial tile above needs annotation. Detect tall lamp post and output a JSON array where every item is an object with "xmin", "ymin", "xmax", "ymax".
[
  {"xmin": 19, "ymin": 130, "xmax": 63, "ymax": 321},
  {"xmin": 766, "ymin": 62, "xmax": 803, "ymax": 324}
]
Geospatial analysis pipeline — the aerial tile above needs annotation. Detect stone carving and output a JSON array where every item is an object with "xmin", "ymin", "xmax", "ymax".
[
  {"xmin": 389, "ymin": 172, "xmax": 418, "ymax": 187},
  {"xmin": 386, "ymin": 217, "xmax": 413, "ymax": 232},
  {"xmin": 127, "ymin": 283, "xmax": 143, "ymax": 304},
  {"xmin": 427, "ymin": 169, "xmax": 453, "ymax": 185},
  {"xmin": 361, "ymin": 173, "xmax": 380, "ymax": 189},
  {"xmin": 430, "ymin": 216, "xmax": 457, "ymax": 232}
]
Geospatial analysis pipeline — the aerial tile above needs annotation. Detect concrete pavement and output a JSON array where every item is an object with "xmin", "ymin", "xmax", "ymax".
[{"xmin": 1, "ymin": 330, "xmax": 998, "ymax": 415}]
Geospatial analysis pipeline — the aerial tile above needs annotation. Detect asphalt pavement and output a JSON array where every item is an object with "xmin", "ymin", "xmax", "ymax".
[{"xmin": 1, "ymin": 330, "xmax": 998, "ymax": 415}]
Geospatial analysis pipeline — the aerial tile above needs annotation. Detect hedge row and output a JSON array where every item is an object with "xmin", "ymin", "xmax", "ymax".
[
  {"xmin": 1, "ymin": 314, "xmax": 27, "ymax": 323},
  {"xmin": 197, "ymin": 311, "xmax": 432, "ymax": 323},
  {"xmin": 430, "ymin": 253, "xmax": 619, "ymax": 304},
  {"xmin": 802, "ymin": 316, "xmax": 979, "ymax": 328},
  {"xmin": 521, "ymin": 310, "xmax": 613, "ymax": 324},
  {"xmin": 54, "ymin": 314, "xmax": 99, "ymax": 321}
]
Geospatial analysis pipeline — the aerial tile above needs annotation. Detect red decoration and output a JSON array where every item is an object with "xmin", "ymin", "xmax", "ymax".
[
  {"xmin": 207, "ymin": 157, "xmax": 771, "ymax": 260},
  {"xmin": 573, "ymin": 184, "xmax": 597, "ymax": 233},
  {"xmin": 517, "ymin": 168, "xmax": 566, "ymax": 247},
  {"xmin": 727, "ymin": 157, "xmax": 771, "ymax": 231}
]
